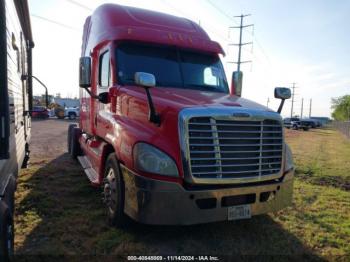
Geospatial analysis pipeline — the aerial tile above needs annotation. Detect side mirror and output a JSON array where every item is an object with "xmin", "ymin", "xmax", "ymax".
[
  {"xmin": 231, "ymin": 71, "xmax": 243, "ymax": 97},
  {"xmin": 98, "ymin": 92, "xmax": 109, "ymax": 104},
  {"xmin": 134, "ymin": 72, "xmax": 156, "ymax": 88},
  {"xmin": 275, "ymin": 87, "xmax": 291, "ymax": 100},
  {"xmin": 134, "ymin": 72, "xmax": 160, "ymax": 125},
  {"xmin": 274, "ymin": 87, "xmax": 291, "ymax": 114},
  {"xmin": 79, "ymin": 57, "xmax": 91, "ymax": 88}
]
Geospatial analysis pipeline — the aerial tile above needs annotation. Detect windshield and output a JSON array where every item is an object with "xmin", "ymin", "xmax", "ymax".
[{"xmin": 116, "ymin": 43, "xmax": 229, "ymax": 93}]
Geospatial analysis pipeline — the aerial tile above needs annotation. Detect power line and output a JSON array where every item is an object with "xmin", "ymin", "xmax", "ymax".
[
  {"xmin": 206, "ymin": 0, "xmax": 239, "ymax": 25},
  {"xmin": 290, "ymin": 83, "xmax": 297, "ymax": 118},
  {"xmin": 205, "ymin": 0, "xmax": 272, "ymax": 66},
  {"xmin": 65, "ymin": 0, "xmax": 92, "ymax": 11},
  {"xmin": 228, "ymin": 14, "xmax": 253, "ymax": 72},
  {"xmin": 31, "ymin": 14, "xmax": 80, "ymax": 31}
]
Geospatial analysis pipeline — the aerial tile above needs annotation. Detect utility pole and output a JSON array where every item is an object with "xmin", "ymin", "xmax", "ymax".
[
  {"xmin": 300, "ymin": 98, "xmax": 304, "ymax": 119},
  {"xmin": 267, "ymin": 97, "xmax": 270, "ymax": 108},
  {"xmin": 290, "ymin": 83, "xmax": 297, "ymax": 118},
  {"xmin": 228, "ymin": 14, "xmax": 253, "ymax": 72},
  {"xmin": 309, "ymin": 99, "xmax": 312, "ymax": 118}
]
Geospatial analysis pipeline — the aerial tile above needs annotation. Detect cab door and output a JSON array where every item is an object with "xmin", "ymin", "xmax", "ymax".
[{"xmin": 95, "ymin": 48, "xmax": 112, "ymax": 138}]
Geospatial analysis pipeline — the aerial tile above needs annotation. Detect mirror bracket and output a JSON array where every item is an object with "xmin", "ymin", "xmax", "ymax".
[
  {"xmin": 144, "ymin": 87, "xmax": 161, "ymax": 126},
  {"xmin": 277, "ymin": 99, "xmax": 285, "ymax": 114},
  {"xmin": 82, "ymin": 86, "xmax": 98, "ymax": 99}
]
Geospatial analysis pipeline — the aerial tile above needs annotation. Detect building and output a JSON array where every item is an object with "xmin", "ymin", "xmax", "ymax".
[{"xmin": 53, "ymin": 97, "xmax": 80, "ymax": 108}]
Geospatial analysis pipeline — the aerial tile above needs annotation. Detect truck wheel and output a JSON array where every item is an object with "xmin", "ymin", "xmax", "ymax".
[
  {"xmin": 68, "ymin": 112, "xmax": 76, "ymax": 120},
  {"xmin": 67, "ymin": 124, "xmax": 77, "ymax": 154},
  {"xmin": 0, "ymin": 204, "xmax": 14, "ymax": 261},
  {"xmin": 103, "ymin": 154, "xmax": 129, "ymax": 228},
  {"xmin": 69, "ymin": 127, "xmax": 82, "ymax": 159}
]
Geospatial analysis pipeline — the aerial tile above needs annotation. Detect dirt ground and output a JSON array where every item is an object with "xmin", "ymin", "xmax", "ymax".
[
  {"xmin": 29, "ymin": 119, "xmax": 75, "ymax": 161},
  {"xmin": 13, "ymin": 120, "xmax": 349, "ymax": 260}
]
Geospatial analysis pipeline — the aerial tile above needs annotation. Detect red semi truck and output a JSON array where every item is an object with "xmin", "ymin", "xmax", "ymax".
[{"xmin": 68, "ymin": 4, "xmax": 294, "ymax": 226}]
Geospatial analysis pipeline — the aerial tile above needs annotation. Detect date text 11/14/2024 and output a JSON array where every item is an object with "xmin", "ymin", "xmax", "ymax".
[{"xmin": 127, "ymin": 256, "xmax": 220, "ymax": 261}]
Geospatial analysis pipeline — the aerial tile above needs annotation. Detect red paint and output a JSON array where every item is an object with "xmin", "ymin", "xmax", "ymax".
[{"xmin": 78, "ymin": 4, "xmax": 240, "ymax": 185}]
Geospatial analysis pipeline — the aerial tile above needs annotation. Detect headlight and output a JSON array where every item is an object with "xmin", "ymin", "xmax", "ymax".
[
  {"xmin": 133, "ymin": 143, "xmax": 179, "ymax": 177},
  {"xmin": 284, "ymin": 143, "xmax": 294, "ymax": 172}
]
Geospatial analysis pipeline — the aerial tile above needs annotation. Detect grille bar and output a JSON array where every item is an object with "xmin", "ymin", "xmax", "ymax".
[
  {"xmin": 190, "ymin": 143, "xmax": 282, "ymax": 147},
  {"xmin": 189, "ymin": 156, "xmax": 282, "ymax": 160},
  {"xmin": 187, "ymin": 117, "xmax": 283, "ymax": 181},
  {"xmin": 191, "ymin": 149, "xmax": 282, "ymax": 154},
  {"xmin": 189, "ymin": 123, "xmax": 281, "ymax": 127},
  {"xmin": 191, "ymin": 161, "xmax": 281, "ymax": 168},
  {"xmin": 189, "ymin": 129, "xmax": 281, "ymax": 133},
  {"xmin": 190, "ymin": 136, "xmax": 283, "ymax": 140},
  {"xmin": 192, "ymin": 168, "xmax": 281, "ymax": 175}
]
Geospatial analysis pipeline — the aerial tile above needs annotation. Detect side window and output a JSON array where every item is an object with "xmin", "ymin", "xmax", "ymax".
[
  {"xmin": 204, "ymin": 67, "xmax": 219, "ymax": 86},
  {"xmin": 99, "ymin": 51, "xmax": 110, "ymax": 88}
]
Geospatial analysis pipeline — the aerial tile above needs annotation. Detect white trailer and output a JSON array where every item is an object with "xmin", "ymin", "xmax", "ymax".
[{"xmin": 0, "ymin": 0, "xmax": 34, "ymax": 259}]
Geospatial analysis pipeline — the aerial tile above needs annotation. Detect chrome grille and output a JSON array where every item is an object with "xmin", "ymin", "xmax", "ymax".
[{"xmin": 188, "ymin": 117, "xmax": 283, "ymax": 180}]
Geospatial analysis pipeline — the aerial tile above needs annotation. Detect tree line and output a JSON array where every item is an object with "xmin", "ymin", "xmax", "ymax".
[{"xmin": 332, "ymin": 95, "xmax": 350, "ymax": 121}]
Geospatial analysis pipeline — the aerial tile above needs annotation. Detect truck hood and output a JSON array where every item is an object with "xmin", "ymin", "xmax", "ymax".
[
  {"xmin": 118, "ymin": 86, "xmax": 275, "ymax": 120},
  {"xmin": 149, "ymin": 87, "xmax": 273, "ymax": 112},
  {"xmin": 115, "ymin": 86, "xmax": 279, "ymax": 179}
]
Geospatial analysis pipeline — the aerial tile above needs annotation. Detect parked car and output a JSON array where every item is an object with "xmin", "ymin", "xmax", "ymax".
[
  {"xmin": 32, "ymin": 106, "xmax": 49, "ymax": 119},
  {"xmin": 65, "ymin": 107, "xmax": 80, "ymax": 120},
  {"xmin": 303, "ymin": 118, "xmax": 321, "ymax": 128},
  {"xmin": 284, "ymin": 118, "xmax": 310, "ymax": 131}
]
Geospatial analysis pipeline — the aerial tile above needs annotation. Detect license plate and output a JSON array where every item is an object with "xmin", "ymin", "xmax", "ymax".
[{"xmin": 228, "ymin": 205, "xmax": 251, "ymax": 220}]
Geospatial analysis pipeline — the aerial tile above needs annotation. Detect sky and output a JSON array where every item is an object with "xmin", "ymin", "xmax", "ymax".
[{"xmin": 28, "ymin": 0, "xmax": 350, "ymax": 118}]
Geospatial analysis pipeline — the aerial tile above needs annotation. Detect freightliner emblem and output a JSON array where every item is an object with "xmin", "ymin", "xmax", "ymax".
[{"xmin": 232, "ymin": 112, "xmax": 251, "ymax": 118}]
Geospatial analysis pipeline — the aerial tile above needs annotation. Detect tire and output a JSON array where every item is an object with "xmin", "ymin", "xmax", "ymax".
[
  {"xmin": 103, "ymin": 154, "xmax": 129, "ymax": 228},
  {"xmin": 303, "ymin": 127, "xmax": 309, "ymax": 131},
  {"xmin": 69, "ymin": 127, "xmax": 82, "ymax": 159},
  {"xmin": 67, "ymin": 124, "xmax": 77, "ymax": 154},
  {"xmin": 0, "ymin": 203, "xmax": 14, "ymax": 261},
  {"xmin": 68, "ymin": 112, "xmax": 76, "ymax": 120}
]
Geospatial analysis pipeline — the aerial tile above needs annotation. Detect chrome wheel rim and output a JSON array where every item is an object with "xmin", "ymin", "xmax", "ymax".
[{"xmin": 104, "ymin": 168, "xmax": 117, "ymax": 214}]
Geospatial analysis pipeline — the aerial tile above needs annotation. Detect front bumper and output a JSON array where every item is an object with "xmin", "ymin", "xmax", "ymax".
[{"xmin": 121, "ymin": 165, "xmax": 294, "ymax": 225}]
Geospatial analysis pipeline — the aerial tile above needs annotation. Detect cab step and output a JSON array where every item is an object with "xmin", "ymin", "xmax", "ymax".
[{"xmin": 77, "ymin": 155, "xmax": 100, "ymax": 186}]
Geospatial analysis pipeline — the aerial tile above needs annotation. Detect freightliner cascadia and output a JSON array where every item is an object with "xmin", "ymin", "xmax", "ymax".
[
  {"xmin": 0, "ymin": 0, "xmax": 34, "ymax": 258},
  {"xmin": 68, "ymin": 4, "xmax": 294, "ymax": 227}
]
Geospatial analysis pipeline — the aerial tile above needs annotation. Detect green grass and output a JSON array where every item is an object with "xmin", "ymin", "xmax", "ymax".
[
  {"xmin": 286, "ymin": 128, "xmax": 350, "ymax": 190},
  {"xmin": 281, "ymin": 128, "xmax": 350, "ymax": 256},
  {"xmin": 14, "ymin": 128, "xmax": 350, "ymax": 259}
]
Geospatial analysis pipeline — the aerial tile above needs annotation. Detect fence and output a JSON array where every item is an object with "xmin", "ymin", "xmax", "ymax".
[{"xmin": 333, "ymin": 121, "xmax": 350, "ymax": 139}]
